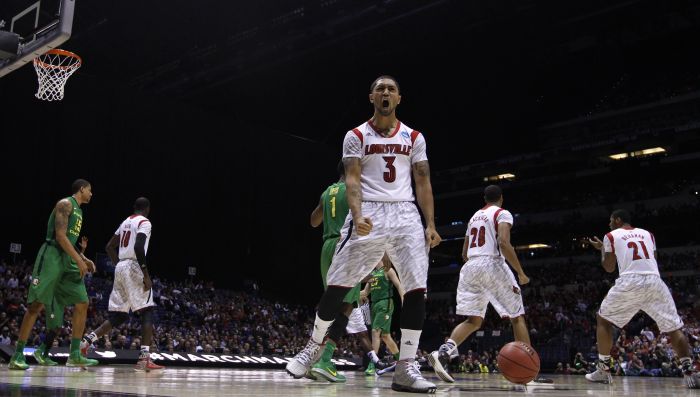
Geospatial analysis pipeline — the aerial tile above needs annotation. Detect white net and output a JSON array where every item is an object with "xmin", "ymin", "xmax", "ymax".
[{"xmin": 33, "ymin": 49, "xmax": 82, "ymax": 101}]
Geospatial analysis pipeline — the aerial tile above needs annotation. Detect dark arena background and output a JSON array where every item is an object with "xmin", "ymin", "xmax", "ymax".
[{"xmin": 1, "ymin": 0, "xmax": 699, "ymax": 396}]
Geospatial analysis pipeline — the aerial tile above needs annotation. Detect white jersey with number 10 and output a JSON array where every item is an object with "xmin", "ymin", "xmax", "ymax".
[
  {"xmin": 114, "ymin": 214, "xmax": 152, "ymax": 261},
  {"xmin": 603, "ymin": 227, "xmax": 659, "ymax": 276},
  {"xmin": 465, "ymin": 205, "xmax": 513, "ymax": 259}
]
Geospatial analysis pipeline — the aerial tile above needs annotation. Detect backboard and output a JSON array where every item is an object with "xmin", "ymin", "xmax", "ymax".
[{"xmin": 0, "ymin": 0, "xmax": 75, "ymax": 78}]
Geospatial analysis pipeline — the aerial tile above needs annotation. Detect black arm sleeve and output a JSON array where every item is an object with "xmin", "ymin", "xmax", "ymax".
[{"xmin": 134, "ymin": 233, "xmax": 148, "ymax": 270}]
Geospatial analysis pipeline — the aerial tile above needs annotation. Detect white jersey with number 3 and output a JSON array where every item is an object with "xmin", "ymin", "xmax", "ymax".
[
  {"xmin": 115, "ymin": 214, "xmax": 152, "ymax": 261},
  {"xmin": 603, "ymin": 227, "xmax": 659, "ymax": 276},
  {"xmin": 465, "ymin": 205, "xmax": 513, "ymax": 259},
  {"xmin": 342, "ymin": 120, "xmax": 427, "ymax": 202}
]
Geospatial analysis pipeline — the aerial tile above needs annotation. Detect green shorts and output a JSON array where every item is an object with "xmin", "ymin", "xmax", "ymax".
[
  {"xmin": 371, "ymin": 299, "xmax": 394, "ymax": 334},
  {"xmin": 28, "ymin": 243, "xmax": 88, "ymax": 311},
  {"xmin": 321, "ymin": 237, "xmax": 361, "ymax": 305}
]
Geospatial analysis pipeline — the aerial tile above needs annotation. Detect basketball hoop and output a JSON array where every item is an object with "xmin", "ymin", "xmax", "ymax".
[{"xmin": 33, "ymin": 49, "xmax": 82, "ymax": 101}]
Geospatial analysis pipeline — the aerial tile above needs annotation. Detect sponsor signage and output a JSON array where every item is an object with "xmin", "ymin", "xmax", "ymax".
[{"xmin": 0, "ymin": 346, "xmax": 359, "ymax": 369}]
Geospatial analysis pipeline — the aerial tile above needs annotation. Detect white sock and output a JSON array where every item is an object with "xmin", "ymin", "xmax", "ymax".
[
  {"xmin": 444, "ymin": 338, "xmax": 458, "ymax": 356},
  {"xmin": 311, "ymin": 314, "xmax": 334, "ymax": 344},
  {"xmin": 141, "ymin": 345, "xmax": 150, "ymax": 353},
  {"xmin": 85, "ymin": 332, "xmax": 98, "ymax": 344},
  {"xmin": 598, "ymin": 354, "xmax": 611, "ymax": 368},
  {"xmin": 399, "ymin": 329, "xmax": 421, "ymax": 360},
  {"xmin": 368, "ymin": 350, "xmax": 380, "ymax": 363}
]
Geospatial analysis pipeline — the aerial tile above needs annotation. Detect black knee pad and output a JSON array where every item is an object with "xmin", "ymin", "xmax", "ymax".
[
  {"xmin": 318, "ymin": 286, "xmax": 351, "ymax": 321},
  {"xmin": 139, "ymin": 308, "xmax": 153, "ymax": 328},
  {"xmin": 108, "ymin": 312, "xmax": 129, "ymax": 328},
  {"xmin": 400, "ymin": 289, "xmax": 426, "ymax": 330},
  {"xmin": 327, "ymin": 313, "xmax": 349, "ymax": 342}
]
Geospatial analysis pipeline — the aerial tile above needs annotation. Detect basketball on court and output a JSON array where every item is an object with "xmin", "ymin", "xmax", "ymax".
[{"xmin": 498, "ymin": 342, "xmax": 540, "ymax": 384}]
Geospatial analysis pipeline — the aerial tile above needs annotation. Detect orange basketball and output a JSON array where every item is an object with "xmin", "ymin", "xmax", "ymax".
[{"xmin": 498, "ymin": 342, "xmax": 540, "ymax": 384}]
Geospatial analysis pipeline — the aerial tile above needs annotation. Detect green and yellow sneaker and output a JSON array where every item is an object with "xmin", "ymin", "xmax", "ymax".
[
  {"xmin": 66, "ymin": 353, "xmax": 99, "ymax": 367},
  {"xmin": 311, "ymin": 359, "xmax": 346, "ymax": 383},
  {"xmin": 365, "ymin": 361, "xmax": 376, "ymax": 376},
  {"xmin": 33, "ymin": 348, "xmax": 58, "ymax": 366},
  {"xmin": 8, "ymin": 353, "xmax": 29, "ymax": 370}
]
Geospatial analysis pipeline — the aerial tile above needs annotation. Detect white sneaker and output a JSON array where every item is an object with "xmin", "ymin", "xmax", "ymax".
[
  {"xmin": 391, "ymin": 360, "xmax": 437, "ymax": 393},
  {"xmin": 427, "ymin": 350, "xmax": 455, "ymax": 383},
  {"xmin": 585, "ymin": 368, "xmax": 612, "ymax": 384},
  {"xmin": 285, "ymin": 340, "xmax": 323, "ymax": 379}
]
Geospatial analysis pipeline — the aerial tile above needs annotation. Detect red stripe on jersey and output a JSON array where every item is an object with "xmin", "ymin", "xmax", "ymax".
[
  {"xmin": 138, "ymin": 219, "xmax": 150, "ymax": 227},
  {"xmin": 129, "ymin": 214, "xmax": 139, "ymax": 219},
  {"xmin": 606, "ymin": 232, "xmax": 615, "ymax": 253},
  {"xmin": 367, "ymin": 120, "xmax": 402, "ymax": 138},
  {"xmin": 493, "ymin": 208, "xmax": 504, "ymax": 233},
  {"xmin": 650, "ymin": 232, "xmax": 655, "ymax": 245},
  {"xmin": 410, "ymin": 130, "xmax": 421, "ymax": 144},
  {"xmin": 352, "ymin": 128, "xmax": 363, "ymax": 145}
]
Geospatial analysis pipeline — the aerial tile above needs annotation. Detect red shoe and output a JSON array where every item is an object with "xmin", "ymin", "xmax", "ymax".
[{"xmin": 134, "ymin": 355, "xmax": 165, "ymax": 372}]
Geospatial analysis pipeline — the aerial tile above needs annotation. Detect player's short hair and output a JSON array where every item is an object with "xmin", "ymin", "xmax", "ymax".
[
  {"xmin": 611, "ymin": 209, "xmax": 631, "ymax": 224},
  {"xmin": 370, "ymin": 75, "xmax": 400, "ymax": 93},
  {"xmin": 337, "ymin": 160, "xmax": 345, "ymax": 177},
  {"xmin": 484, "ymin": 185, "xmax": 502, "ymax": 203},
  {"xmin": 71, "ymin": 179, "xmax": 91, "ymax": 194},
  {"xmin": 134, "ymin": 197, "xmax": 151, "ymax": 212}
]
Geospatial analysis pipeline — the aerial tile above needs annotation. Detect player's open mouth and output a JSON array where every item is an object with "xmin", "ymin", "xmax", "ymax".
[{"xmin": 382, "ymin": 99, "xmax": 389, "ymax": 107}]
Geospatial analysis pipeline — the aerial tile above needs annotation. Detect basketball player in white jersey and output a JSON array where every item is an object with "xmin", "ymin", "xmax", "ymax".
[
  {"xmin": 80, "ymin": 197, "xmax": 164, "ymax": 372},
  {"xmin": 286, "ymin": 75, "xmax": 442, "ymax": 393},
  {"xmin": 584, "ymin": 209, "xmax": 699, "ymax": 388},
  {"xmin": 429, "ymin": 185, "xmax": 537, "ymax": 384}
]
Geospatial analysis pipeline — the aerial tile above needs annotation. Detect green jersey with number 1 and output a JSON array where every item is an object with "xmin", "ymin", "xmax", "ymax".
[{"xmin": 321, "ymin": 182, "xmax": 348, "ymax": 241}]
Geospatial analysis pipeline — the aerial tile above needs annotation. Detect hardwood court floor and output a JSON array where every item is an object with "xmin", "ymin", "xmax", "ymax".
[{"xmin": 0, "ymin": 366, "xmax": 696, "ymax": 396}]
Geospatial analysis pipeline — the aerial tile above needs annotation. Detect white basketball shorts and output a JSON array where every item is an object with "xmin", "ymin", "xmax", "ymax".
[
  {"xmin": 108, "ymin": 259, "xmax": 155, "ymax": 313},
  {"xmin": 346, "ymin": 307, "xmax": 368, "ymax": 335},
  {"xmin": 598, "ymin": 274, "xmax": 683, "ymax": 333},
  {"xmin": 326, "ymin": 201, "xmax": 429, "ymax": 293},
  {"xmin": 456, "ymin": 256, "xmax": 525, "ymax": 319}
]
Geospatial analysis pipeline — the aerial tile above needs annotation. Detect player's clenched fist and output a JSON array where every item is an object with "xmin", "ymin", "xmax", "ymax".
[
  {"xmin": 354, "ymin": 217, "xmax": 373, "ymax": 236},
  {"xmin": 425, "ymin": 227, "xmax": 442, "ymax": 248}
]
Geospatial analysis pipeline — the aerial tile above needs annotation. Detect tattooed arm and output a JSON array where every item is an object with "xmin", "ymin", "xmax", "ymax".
[
  {"xmin": 412, "ymin": 160, "xmax": 441, "ymax": 248},
  {"xmin": 54, "ymin": 199, "xmax": 88, "ymax": 277},
  {"xmin": 343, "ymin": 157, "xmax": 372, "ymax": 236}
]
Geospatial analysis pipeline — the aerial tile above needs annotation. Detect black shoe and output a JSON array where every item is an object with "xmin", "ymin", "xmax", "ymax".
[{"xmin": 376, "ymin": 359, "xmax": 392, "ymax": 370}]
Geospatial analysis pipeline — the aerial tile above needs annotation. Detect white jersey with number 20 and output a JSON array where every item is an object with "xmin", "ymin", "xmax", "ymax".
[{"xmin": 465, "ymin": 205, "xmax": 513, "ymax": 259}]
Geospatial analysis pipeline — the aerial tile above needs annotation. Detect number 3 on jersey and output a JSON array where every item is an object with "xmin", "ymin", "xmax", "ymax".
[{"xmin": 383, "ymin": 156, "xmax": 396, "ymax": 183}]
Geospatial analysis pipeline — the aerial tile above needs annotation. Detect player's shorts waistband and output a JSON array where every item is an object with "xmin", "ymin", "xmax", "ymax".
[
  {"xmin": 466, "ymin": 255, "xmax": 504, "ymax": 264},
  {"xmin": 117, "ymin": 258, "xmax": 138, "ymax": 263}
]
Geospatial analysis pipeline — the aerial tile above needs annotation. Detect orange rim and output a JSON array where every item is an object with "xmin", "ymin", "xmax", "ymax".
[{"xmin": 34, "ymin": 49, "xmax": 82, "ymax": 70}]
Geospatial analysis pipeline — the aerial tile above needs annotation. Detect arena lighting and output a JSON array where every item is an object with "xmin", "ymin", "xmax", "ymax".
[
  {"xmin": 483, "ymin": 173, "xmax": 516, "ymax": 182},
  {"xmin": 515, "ymin": 244, "xmax": 551, "ymax": 250},
  {"xmin": 609, "ymin": 147, "xmax": 666, "ymax": 160}
]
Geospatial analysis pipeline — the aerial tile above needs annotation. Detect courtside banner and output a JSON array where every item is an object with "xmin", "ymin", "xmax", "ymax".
[{"xmin": 0, "ymin": 346, "xmax": 360, "ymax": 369}]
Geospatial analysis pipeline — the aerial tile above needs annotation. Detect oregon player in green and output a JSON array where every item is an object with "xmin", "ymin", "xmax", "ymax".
[
  {"xmin": 308, "ymin": 162, "xmax": 373, "ymax": 382},
  {"xmin": 362, "ymin": 255, "xmax": 404, "ymax": 375},
  {"xmin": 8, "ymin": 179, "xmax": 99, "ymax": 370}
]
